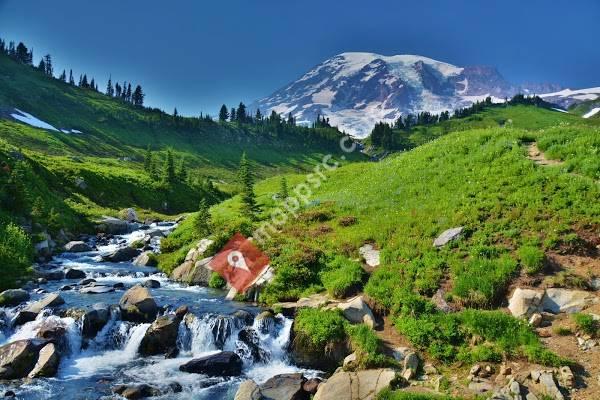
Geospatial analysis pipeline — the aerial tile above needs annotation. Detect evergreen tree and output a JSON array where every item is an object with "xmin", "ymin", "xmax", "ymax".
[
  {"xmin": 176, "ymin": 157, "xmax": 187, "ymax": 182},
  {"xmin": 144, "ymin": 145, "xmax": 153, "ymax": 172},
  {"xmin": 106, "ymin": 76, "xmax": 114, "ymax": 96},
  {"xmin": 255, "ymin": 108, "xmax": 262, "ymax": 122},
  {"xmin": 58, "ymin": 70, "xmax": 67, "ymax": 82},
  {"xmin": 218, "ymin": 104, "xmax": 229, "ymax": 121},
  {"xmin": 132, "ymin": 85, "xmax": 144, "ymax": 106},
  {"xmin": 194, "ymin": 198, "xmax": 212, "ymax": 236},
  {"xmin": 68, "ymin": 69, "xmax": 75, "ymax": 85},
  {"xmin": 43, "ymin": 54, "xmax": 53, "ymax": 76},
  {"xmin": 173, "ymin": 108, "xmax": 179, "ymax": 118},
  {"xmin": 230, "ymin": 107, "xmax": 236, "ymax": 122},
  {"xmin": 81, "ymin": 74, "xmax": 88, "ymax": 88},
  {"xmin": 115, "ymin": 82, "xmax": 122, "ymax": 98},
  {"xmin": 162, "ymin": 149, "xmax": 176, "ymax": 184},
  {"xmin": 126, "ymin": 83, "xmax": 132, "ymax": 102},
  {"xmin": 238, "ymin": 153, "xmax": 257, "ymax": 218},
  {"xmin": 279, "ymin": 176, "xmax": 289, "ymax": 199},
  {"xmin": 90, "ymin": 78, "xmax": 96, "ymax": 91},
  {"xmin": 37, "ymin": 59, "xmax": 46, "ymax": 73},
  {"xmin": 236, "ymin": 102, "xmax": 247, "ymax": 123},
  {"xmin": 15, "ymin": 42, "xmax": 29, "ymax": 64}
]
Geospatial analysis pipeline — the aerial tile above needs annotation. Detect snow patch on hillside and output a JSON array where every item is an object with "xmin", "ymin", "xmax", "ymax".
[
  {"xmin": 11, "ymin": 109, "xmax": 58, "ymax": 131},
  {"xmin": 539, "ymin": 87, "xmax": 600, "ymax": 99},
  {"xmin": 583, "ymin": 107, "xmax": 600, "ymax": 118}
]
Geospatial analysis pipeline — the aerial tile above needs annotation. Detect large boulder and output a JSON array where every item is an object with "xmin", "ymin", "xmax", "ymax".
[
  {"xmin": 313, "ymin": 369, "xmax": 398, "ymax": 400},
  {"xmin": 103, "ymin": 246, "xmax": 140, "ymax": 263},
  {"xmin": 36, "ymin": 320, "xmax": 68, "ymax": 351},
  {"xmin": 508, "ymin": 288, "xmax": 543, "ymax": 318},
  {"xmin": 113, "ymin": 384, "xmax": 161, "ymax": 399},
  {"xmin": 179, "ymin": 351, "xmax": 242, "ymax": 376},
  {"xmin": 171, "ymin": 256, "xmax": 213, "ymax": 286},
  {"xmin": 27, "ymin": 343, "xmax": 59, "ymax": 378},
  {"xmin": 0, "ymin": 339, "xmax": 46, "ymax": 379},
  {"xmin": 541, "ymin": 288, "xmax": 598, "ymax": 314},
  {"xmin": 433, "ymin": 227, "xmax": 464, "ymax": 247},
  {"xmin": 64, "ymin": 268, "xmax": 86, "ymax": 279},
  {"xmin": 119, "ymin": 285, "xmax": 158, "ymax": 323},
  {"xmin": 82, "ymin": 304, "xmax": 111, "ymax": 339},
  {"xmin": 235, "ymin": 380, "xmax": 262, "ymax": 400},
  {"xmin": 139, "ymin": 315, "xmax": 181, "ymax": 356},
  {"xmin": 260, "ymin": 373, "xmax": 308, "ymax": 400},
  {"xmin": 0, "ymin": 289, "xmax": 30, "ymax": 307},
  {"xmin": 133, "ymin": 251, "xmax": 157, "ymax": 267},
  {"xmin": 337, "ymin": 296, "xmax": 377, "ymax": 329},
  {"xmin": 96, "ymin": 217, "xmax": 129, "ymax": 235},
  {"xmin": 64, "ymin": 241, "xmax": 92, "ymax": 253},
  {"xmin": 290, "ymin": 327, "xmax": 349, "ymax": 371},
  {"xmin": 14, "ymin": 293, "xmax": 65, "ymax": 326},
  {"xmin": 122, "ymin": 208, "xmax": 138, "ymax": 222},
  {"xmin": 274, "ymin": 293, "xmax": 336, "ymax": 317}
]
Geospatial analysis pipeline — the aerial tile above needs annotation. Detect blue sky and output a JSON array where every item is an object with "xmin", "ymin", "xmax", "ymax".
[{"xmin": 1, "ymin": 0, "xmax": 598, "ymax": 116}]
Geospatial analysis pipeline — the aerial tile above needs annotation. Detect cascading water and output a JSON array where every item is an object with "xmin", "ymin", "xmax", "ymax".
[{"xmin": 0, "ymin": 222, "xmax": 315, "ymax": 399}]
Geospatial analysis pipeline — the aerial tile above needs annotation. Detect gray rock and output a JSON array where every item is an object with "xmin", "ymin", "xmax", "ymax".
[
  {"xmin": 539, "ymin": 372, "xmax": 564, "ymax": 400},
  {"xmin": 64, "ymin": 241, "xmax": 92, "ymax": 253},
  {"xmin": 260, "ymin": 373, "xmax": 306, "ymax": 400},
  {"xmin": 234, "ymin": 380, "xmax": 262, "ymax": 400},
  {"xmin": 96, "ymin": 217, "xmax": 128, "ymax": 235},
  {"xmin": 0, "ymin": 289, "xmax": 30, "ymax": 307},
  {"xmin": 508, "ymin": 288, "xmax": 543, "ymax": 318},
  {"xmin": 359, "ymin": 244, "xmax": 380, "ymax": 269},
  {"xmin": 139, "ymin": 315, "xmax": 180, "ymax": 356},
  {"xmin": 337, "ymin": 296, "xmax": 377, "ymax": 328},
  {"xmin": 133, "ymin": 251, "xmax": 157, "ymax": 267},
  {"xmin": 102, "ymin": 246, "xmax": 140, "ymax": 263},
  {"xmin": 0, "ymin": 339, "xmax": 46, "ymax": 379},
  {"xmin": 142, "ymin": 279, "xmax": 160, "ymax": 289},
  {"xmin": 82, "ymin": 304, "xmax": 111, "ymax": 339},
  {"xmin": 64, "ymin": 268, "xmax": 86, "ymax": 279},
  {"xmin": 119, "ymin": 285, "xmax": 158, "ymax": 323},
  {"xmin": 402, "ymin": 351, "xmax": 420, "ymax": 380},
  {"xmin": 313, "ymin": 369, "xmax": 397, "ymax": 400},
  {"xmin": 433, "ymin": 226, "xmax": 463, "ymax": 247},
  {"xmin": 27, "ymin": 343, "xmax": 59, "ymax": 378},
  {"xmin": 179, "ymin": 351, "xmax": 242, "ymax": 376},
  {"xmin": 80, "ymin": 285, "xmax": 115, "ymax": 294},
  {"xmin": 541, "ymin": 288, "xmax": 598, "ymax": 314}
]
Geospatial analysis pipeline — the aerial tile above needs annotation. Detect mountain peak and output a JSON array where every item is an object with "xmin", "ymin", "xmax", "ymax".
[{"xmin": 254, "ymin": 53, "xmax": 564, "ymax": 137}]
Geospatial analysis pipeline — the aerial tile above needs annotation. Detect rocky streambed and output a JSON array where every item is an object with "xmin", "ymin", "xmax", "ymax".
[{"xmin": 0, "ymin": 221, "xmax": 319, "ymax": 399}]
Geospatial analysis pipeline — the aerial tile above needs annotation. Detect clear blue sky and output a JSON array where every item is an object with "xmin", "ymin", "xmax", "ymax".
[{"xmin": 1, "ymin": 0, "xmax": 598, "ymax": 116}]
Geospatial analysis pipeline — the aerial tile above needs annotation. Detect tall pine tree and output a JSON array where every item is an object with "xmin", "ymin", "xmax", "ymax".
[
  {"xmin": 218, "ymin": 104, "xmax": 229, "ymax": 121},
  {"xmin": 238, "ymin": 153, "xmax": 258, "ymax": 218},
  {"xmin": 162, "ymin": 149, "xmax": 176, "ymax": 184}
]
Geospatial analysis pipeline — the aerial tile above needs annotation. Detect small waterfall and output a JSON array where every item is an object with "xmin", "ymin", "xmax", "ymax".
[
  {"xmin": 6, "ymin": 312, "xmax": 82, "ymax": 355},
  {"xmin": 62, "ymin": 322, "xmax": 150, "ymax": 378}
]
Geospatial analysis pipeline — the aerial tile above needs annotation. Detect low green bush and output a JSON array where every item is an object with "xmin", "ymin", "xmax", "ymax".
[
  {"xmin": 293, "ymin": 308, "xmax": 347, "ymax": 349},
  {"xmin": 377, "ymin": 389, "xmax": 463, "ymax": 400},
  {"xmin": 208, "ymin": 272, "xmax": 226, "ymax": 289},
  {"xmin": 573, "ymin": 313, "xmax": 598, "ymax": 336},
  {"xmin": 452, "ymin": 256, "xmax": 518, "ymax": 308},
  {"xmin": 346, "ymin": 324, "xmax": 395, "ymax": 369},
  {"xmin": 320, "ymin": 256, "xmax": 365, "ymax": 298},
  {"xmin": 0, "ymin": 222, "xmax": 32, "ymax": 290},
  {"xmin": 518, "ymin": 245, "xmax": 545, "ymax": 274}
]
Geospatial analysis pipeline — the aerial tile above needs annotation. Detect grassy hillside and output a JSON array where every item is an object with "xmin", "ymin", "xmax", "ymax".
[
  {"xmin": 163, "ymin": 105, "xmax": 599, "ymax": 370},
  {"xmin": 569, "ymin": 98, "xmax": 600, "ymax": 118},
  {"xmin": 367, "ymin": 103, "xmax": 600, "ymax": 152},
  {"xmin": 0, "ymin": 50, "xmax": 361, "ymax": 288}
]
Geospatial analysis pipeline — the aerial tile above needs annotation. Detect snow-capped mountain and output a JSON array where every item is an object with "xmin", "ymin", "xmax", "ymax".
[
  {"xmin": 538, "ymin": 87, "xmax": 600, "ymax": 109},
  {"xmin": 253, "ymin": 52, "xmax": 564, "ymax": 137}
]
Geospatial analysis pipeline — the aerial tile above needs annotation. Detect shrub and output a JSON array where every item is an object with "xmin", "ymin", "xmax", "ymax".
[
  {"xmin": 294, "ymin": 308, "xmax": 347, "ymax": 349},
  {"xmin": 518, "ymin": 245, "xmax": 545, "ymax": 274},
  {"xmin": 320, "ymin": 256, "xmax": 365, "ymax": 298},
  {"xmin": 0, "ymin": 222, "xmax": 32, "ymax": 290},
  {"xmin": 452, "ymin": 256, "xmax": 518, "ymax": 307},
  {"xmin": 552, "ymin": 326, "xmax": 572, "ymax": 336},
  {"xmin": 208, "ymin": 272, "xmax": 226, "ymax": 289},
  {"xmin": 377, "ymin": 388, "xmax": 462, "ymax": 400},
  {"xmin": 346, "ymin": 324, "xmax": 394, "ymax": 369},
  {"xmin": 364, "ymin": 264, "xmax": 406, "ymax": 312},
  {"xmin": 573, "ymin": 313, "xmax": 598, "ymax": 336},
  {"xmin": 338, "ymin": 216, "xmax": 357, "ymax": 226}
]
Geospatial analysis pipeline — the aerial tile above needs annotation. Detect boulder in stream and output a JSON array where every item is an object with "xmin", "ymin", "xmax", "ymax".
[
  {"xmin": 133, "ymin": 251, "xmax": 157, "ymax": 267},
  {"xmin": 179, "ymin": 351, "xmax": 242, "ymax": 376},
  {"xmin": 313, "ymin": 369, "xmax": 398, "ymax": 400},
  {"xmin": 27, "ymin": 343, "xmax": 60, "ymax": 378},
  {"xmin": 139, "ymin": 315, "xmax": 181, "ymax": 356},
  {"xmin": 65, "ymin": 268, "xmax": 86, "ymax": 279},
  {"xmin": 260, "ymin": 373, "xmax": 308, "ymax": 400},
  {"xmin": 103, "ymin": 246, "xmax": 140, "ymax": 263},
  {"xmin": 0, "ymin": 339, "xmax": 47, "ymax": 379},
  {"xmin": 0, "ymin": 289, "xmax": 30, "ymax": 307},
  {"xmin": 96, "ymin": 217, "xmax": 129, "ymax": 235},
  {"xmin": 64, "ymin": 241, "xmax": 92, "ymax": 253},
  {"xmin": 82, "ymin": 304, "xmax": 111, "ymax": 339},
  {"xmin": 14, "ymin": 293, "xmax": 65, "ymax": 326},
  {"xmin": 119, "ymin": 285, "xmax": 158, "ymax": 323}
]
